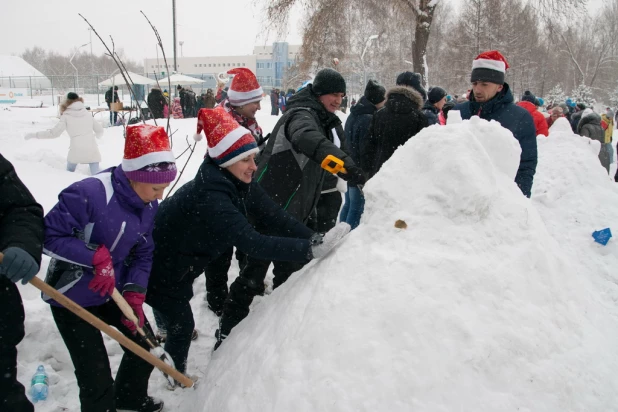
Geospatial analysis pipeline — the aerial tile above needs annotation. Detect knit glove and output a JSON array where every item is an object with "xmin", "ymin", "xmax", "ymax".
[
  {"xmin": 309, "ymin": 222, "xmax": 351, "ymax": 259},
  {"xmin": 338, "ymin": 165, "xmax": 366, "ymax": 187},
  {"xmin": 120, "ymin": 291, "xmax": 146, "ymax": 333},
  {"xmin": 89, "ymin": 245, "xmax": 115, "ymax": 297},
  {"xmin": 24, "ymin": 132, "xmax": 36, "ymax": 140},
  {"xmin": 0, "ymin": 247, "xmax": 39, "ymax": 285}
]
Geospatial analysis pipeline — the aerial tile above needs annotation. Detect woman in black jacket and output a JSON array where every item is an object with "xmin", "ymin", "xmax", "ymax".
[
  {"xmin": 578, "ymin": 110, "xmax": 610, "ymax": 173},
  {"xmin": 361, "ymin": 86, "xmax": 428, "ymax": 179},
  {"xmin": 144, "ymin": 109, "xmax": 349, "ymax": 382}
]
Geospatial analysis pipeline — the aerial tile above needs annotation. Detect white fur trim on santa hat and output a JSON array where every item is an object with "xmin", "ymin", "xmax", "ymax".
[
  {"xmin": 218, "ymin": 147, "xmax": 260, "ymax": 168},
  {"xmin": 193, "ymin": 132, "xmax": 203, "ymax": 142},
  {"xmin": 227, "ymin": 87, "xmax": 264, "ymax": 105},
  {"xmin": 122, "ymin": 150, "xmax": 176, "ymax": 172},
  {"xmin": 472, "ymin": 58, "xmax": 506, "ymax": 73},
  {"xmin": 208, "ymin": 125, "xmax": 251, "ymax": 158}
]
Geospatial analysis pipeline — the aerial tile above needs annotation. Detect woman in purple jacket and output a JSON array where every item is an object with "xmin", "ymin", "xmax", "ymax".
[{"xmin": 43, "ymin": 124, "xmax": 176, "ymax": 412}]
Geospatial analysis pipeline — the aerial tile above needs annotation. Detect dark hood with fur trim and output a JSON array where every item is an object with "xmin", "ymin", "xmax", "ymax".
[
  {"xmin": 384, "ymin": 86, "xmax": 424, "ymax": 114},
  {"xmin": 360, "ymin": 86, "xmax": 428, "ymax": 178}
]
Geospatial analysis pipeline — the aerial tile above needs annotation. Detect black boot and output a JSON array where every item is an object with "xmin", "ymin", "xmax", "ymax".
[{"xmin": 117, "ymin": 396, "xmax": 164, "ymax": 412}]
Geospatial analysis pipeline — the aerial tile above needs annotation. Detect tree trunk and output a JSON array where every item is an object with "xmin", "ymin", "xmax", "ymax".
[{"xmin": 410, "ymin": 0, "xmax": 437, "ymax": 87}]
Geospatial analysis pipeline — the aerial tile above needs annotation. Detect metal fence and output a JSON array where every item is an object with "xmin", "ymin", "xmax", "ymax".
[{"xmin": 0, "ymin": 73, "xmax": 221, "ymax": 106}]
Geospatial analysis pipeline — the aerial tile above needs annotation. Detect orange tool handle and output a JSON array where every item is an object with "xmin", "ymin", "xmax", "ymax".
[{"xmin": 321, "ymin": 155, "xmax": 347, "ymax": 174}]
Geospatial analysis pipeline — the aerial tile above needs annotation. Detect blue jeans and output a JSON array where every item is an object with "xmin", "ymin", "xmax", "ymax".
[
  {"xmin": 67, "ymin": 162, "xmax": 100, "ymax": 175},
  {"xmin": 339, "ymin": 186, "xmax": 365, "ymax": 230}
]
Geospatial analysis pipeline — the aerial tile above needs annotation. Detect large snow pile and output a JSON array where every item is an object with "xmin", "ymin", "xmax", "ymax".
[{"xmin": 195, "ymin": 117, "xmax": 618, "ymax": 411}]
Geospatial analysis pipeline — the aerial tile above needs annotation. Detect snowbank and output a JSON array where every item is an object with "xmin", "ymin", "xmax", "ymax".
[{"xmin": 197, "ymin": 117, "xmax": 618, "ymax": 411}]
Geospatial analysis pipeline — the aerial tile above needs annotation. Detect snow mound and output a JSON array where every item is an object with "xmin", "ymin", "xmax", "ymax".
[{"xmin": 194, "ymin": 118, "xmax": 618, "ymax": 411}]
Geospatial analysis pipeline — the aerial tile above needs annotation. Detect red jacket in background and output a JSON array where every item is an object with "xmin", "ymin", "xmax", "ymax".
[{"xmin": 517, "ymin": 101, "xmax": 549, "ymax": 137}]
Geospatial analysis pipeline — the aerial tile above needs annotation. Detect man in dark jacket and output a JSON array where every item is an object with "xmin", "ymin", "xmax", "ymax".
[
  {"xmin": 422, "ymin": 86, "xmax": 447, "ymax": 126},
  {"xmin": 217, "ymin": 68, "xmax": 365, "ymax": 346},
  {"xmin": 570, "ymin": 103, "xmax": 586, "ymax": 133},
  {"xmin": 340, "ymin": 79, "xmax": 386, "ymax": 229},
  {"xmin": 0, "ymin": 154, "xmax": 44, "ymax": 412},
  {"xmin": 361, "ymin": 85, "xmax": 428, "ymax": 179},
  {"xmin": 147, "ymin": 87, "xmax": 166, "ymax": 119},
  {"xmin": 454, "ymin": 50, "xmax": 537, "ymax": 198},
  {"xmin": 270, "ymin": 89, "xmax": 279, "ymax": 115},
  {"xmin": 105, "ymin": 85, "xmax": 119, "ymax": 125}
]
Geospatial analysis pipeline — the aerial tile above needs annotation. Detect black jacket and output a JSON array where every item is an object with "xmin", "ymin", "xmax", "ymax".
[
  {"xmin": 361, "ymin": 86, "xmax": 427, "ymax": 178},
  {"xmin": 571, "ymin": 110, "xmax": 584, "ymax": 133},
  {"xmin": 148, "ymin": 157, "xmax": 314, "ymax": 299},
  {"xmin": 0, "ymin": 154, "xmax": 44, "ymax": 266},
  {"xmin": 256, "ymin": 86, "xmax": 354, "ymax": 221},
  {"xmin": 105, "ymin": 88, "xmax": 119, "ymax": 104},
  {"xmin": 344, "ymin": 95, "xmax": 377, "ymax": 165},
  {"xmin": 422, "ymin": 101, "xmax": 440, "ymax": 126},
  {"xmin": 454, "ymin": 83, "xmax": 537, "ymax": 198},
  {"xmin": 147, "ymin": 89, "xmax": 166, "ymax": 119}
]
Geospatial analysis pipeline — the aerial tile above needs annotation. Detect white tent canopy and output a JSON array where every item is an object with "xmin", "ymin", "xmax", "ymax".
[
  {"xmin": 158, "ymin": 73, "xmax": 205, "ymax": 86},
  {"xmin": 98, "ymin": 72, "xmax": 156, "ymax": 87}
]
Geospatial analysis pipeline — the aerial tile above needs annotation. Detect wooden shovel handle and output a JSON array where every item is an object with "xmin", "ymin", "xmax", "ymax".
[{"xmin": 0, "ymin": 252, "xmax": 194, "ymax": 388}]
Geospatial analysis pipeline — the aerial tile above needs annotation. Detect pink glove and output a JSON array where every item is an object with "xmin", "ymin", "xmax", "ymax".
[
  {"xmin": 120, "ymin": 291, "xmax": 146, "ymax": 333},
  {"xmin": 88, "ymin": 245, "xmax": 115, "ymax": 297}
]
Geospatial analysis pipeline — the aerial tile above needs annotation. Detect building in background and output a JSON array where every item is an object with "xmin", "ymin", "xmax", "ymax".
[
  {"xmin": 143, "ymin": 42, "xmax": 301, "ymax": 91},
  {"xmin": 254, "ymin": 42, "xmax": 301, "ymax": 89}
]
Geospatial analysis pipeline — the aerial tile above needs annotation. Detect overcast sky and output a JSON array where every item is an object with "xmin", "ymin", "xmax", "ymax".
[{"xmin": 1, "ymin": 0, "xmax": 605, "ymax": 64}]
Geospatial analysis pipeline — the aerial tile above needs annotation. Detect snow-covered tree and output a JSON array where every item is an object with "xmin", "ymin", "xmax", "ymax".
[
  {"xmin": 609, "ymin": 83, "xmax": 618, "ymax": 109},
  {"xmin": 545, "ymin": 85, "xmax": 566, "ymax": 106},
  {"xmin": 571, "ymin": 84, "xmax": 596, "ymax": 106}
]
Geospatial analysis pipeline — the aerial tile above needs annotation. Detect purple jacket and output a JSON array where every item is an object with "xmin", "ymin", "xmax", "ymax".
[{"xmin": 43, "ymin": 166, "xmax": 158, "ymax": 307}]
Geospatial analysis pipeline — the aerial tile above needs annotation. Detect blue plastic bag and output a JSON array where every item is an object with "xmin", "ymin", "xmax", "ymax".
[{"xmin": 592, "ymin": 228, "xmax": 612, "ymax": 246}]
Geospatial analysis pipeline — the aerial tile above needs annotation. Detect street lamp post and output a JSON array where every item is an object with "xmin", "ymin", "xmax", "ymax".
[
  {"xmin": 361, "ymin": 34, "xmax": 379, "ymax": 89},
  {"xmin": 69, "ymin": 43, "xmax": 89, "ymax": 93}
]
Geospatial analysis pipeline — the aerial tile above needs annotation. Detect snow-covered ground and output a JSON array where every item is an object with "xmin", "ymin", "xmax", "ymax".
[{"xmin": 2, "ymin": 100, "xmax": 618, "ymax": 411}]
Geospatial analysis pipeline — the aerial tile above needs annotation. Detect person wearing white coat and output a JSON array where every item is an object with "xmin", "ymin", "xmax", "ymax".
[{"xmin": 25, "ymin": 92, "xmax": 104, "ymax": 175}]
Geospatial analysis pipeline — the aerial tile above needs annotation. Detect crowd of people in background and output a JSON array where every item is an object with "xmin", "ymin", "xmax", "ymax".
[{"xmin": 4, "ymin": 48, "xmax": 618, "ymax": 412}]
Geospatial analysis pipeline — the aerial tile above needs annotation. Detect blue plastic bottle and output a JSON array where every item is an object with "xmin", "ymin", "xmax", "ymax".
[{"xmin": 30, "ymin": 365, "xmax": 49, "ymax": 403}]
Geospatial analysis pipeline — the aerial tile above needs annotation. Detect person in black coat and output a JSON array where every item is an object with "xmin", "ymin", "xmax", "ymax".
[
  {"xmin": 454, "ymin": 50, "xmax": 537, "ymax": 198},
  {"xmin": 578, "ymin": 109, "xmax": 610, "ymax": 173},
  {"xmin": 104, "ymin": 86, "xmax": 120, "ymax": 125},
  {"xmin": 340, "ymin": 79, "xmax": 386, "ymax": 229},
  {"xmin": 422, "ymin": 87, "xmax": 447, "ymax": 126},
  {"xmin": 147, "ymin": 87, "xmax": 166, "ymax": 119},
  {"xmin": 361, "ymin": 85, "xmax": 428, "ymax": 179},
  {"xmin": 216, "ymin": 69, "xmax": 363, "ymax": 349},
  {"xmin": 145, "ymin": 109, "xmax": 350, "ymax": 374},
  {"xmin": 570, "ymin": 103, "xmax": 586, "ymax": 133},
  {"xmin": 0, "ymin": 154, "xmax": 44, "ymax": 412}
]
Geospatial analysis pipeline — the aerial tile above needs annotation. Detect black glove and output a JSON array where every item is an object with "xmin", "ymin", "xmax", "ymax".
[
  {"xmin": 338, "ymin": 165, "xmax": 366, "ymax": 187},
  {"xmin": 0, "ymin": 247, "xmax": 39, "ymax": 285}
]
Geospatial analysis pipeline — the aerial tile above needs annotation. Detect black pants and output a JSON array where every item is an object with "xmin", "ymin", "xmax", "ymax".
[
  {"xmin": 51, "ymin": 301, "xmax": 153, "ymax": 412},
  {"xmin": 309, "ymin": 190, "xmax": 343, "ymax": 233},
  {"xmin": 0, "ymin": 277, "xmax": 34, "ymax": 412},
  {"xmin": 204, "ymin": 248, "xmax": 238, "ymax": 313},
  {"xmin": 219, "ymin": 258, "xmax": 305, "ymax": 337},
  {"xmin": 146, "ymin": 293, "xmax": 194, "ymax": 375}
]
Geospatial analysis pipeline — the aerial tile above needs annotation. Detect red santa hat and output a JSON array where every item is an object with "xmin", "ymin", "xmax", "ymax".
[
  {"xmin": 226, "ymin": 68, "xmax": 263, "ymax": 106},
  {"xmin": 122, "ymin": 124, "xmax": 177, "ymax": 183},
  {"xmin": 197, "ymin": 108, "xmax": 259, "ymax": 167},
  {"xmin": 471, "ymin": 50, "xmax": 510, "ymax": 85}
]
